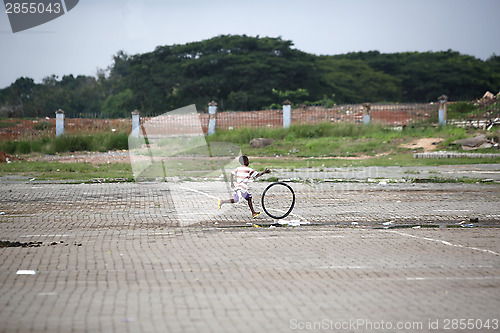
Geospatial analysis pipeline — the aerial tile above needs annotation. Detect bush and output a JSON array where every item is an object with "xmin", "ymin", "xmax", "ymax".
[
  {"xmin": 448, "ymin": 102, "xmax": 477, "ymax": 114},
  {"xmin": 0, "ymin": 132, "xmax": 130, "ymax": 155},
  {"xmin": 33, "ymin": 122, "xmax": 54, "ymax": 131}
]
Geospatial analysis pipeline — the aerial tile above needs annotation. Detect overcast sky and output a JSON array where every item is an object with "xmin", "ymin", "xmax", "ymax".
[{"xmin": 1, "ymin": 0, "xmax": 500, "ymax": 89}]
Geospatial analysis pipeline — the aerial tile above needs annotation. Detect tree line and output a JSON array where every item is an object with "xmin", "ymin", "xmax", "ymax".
[{"xmin": 1, "ymin": 35, "xmax": 499, "ymax": 118}]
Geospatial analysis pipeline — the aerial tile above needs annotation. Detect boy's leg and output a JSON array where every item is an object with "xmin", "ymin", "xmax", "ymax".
[
  {"xmin": 245, "ymin": 195, "xmax": 261, "ymax": 218},
  {"xmin": 218, "ymin": 198, "xmax": 235, "ymax": 210},
  {"xmin": 218, "ymin": 193, "xmax": 237, "ymax": 210}
]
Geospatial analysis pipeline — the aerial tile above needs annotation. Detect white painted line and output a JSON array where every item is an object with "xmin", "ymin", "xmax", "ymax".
[
  {"xmin": 37, "ymin": 292, "xmax": 58, "ymax": 296},
  {"xmin": 406, "ymin": 276, "xmax": 500, "ymax": 281},
  {"xmin": 16, "ymin": 270, "xmax": 36, "ymax": 275},
  {"xmin": 388, "ymin": 230, "xmax": 500, "ymax": 256},
  {"xmin": 319, "ymin": 266, "xmax": 371, "ymax": 269},
  {"xmin": 20, "ymin": 235, "xmax": 70, "ymax": 238},
  {"xmin": 179, "ymin": 186, "xmax": 220, "ymax": 200}
]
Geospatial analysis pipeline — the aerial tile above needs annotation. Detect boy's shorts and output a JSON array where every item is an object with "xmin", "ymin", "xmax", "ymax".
[{"xmin": 233, "ymin": 190, "xmax": 251, "ymax": 203}]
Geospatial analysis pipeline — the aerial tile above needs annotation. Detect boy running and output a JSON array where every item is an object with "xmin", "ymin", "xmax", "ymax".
[{"xmin": 217, "ymin": 155, "xmax": 270, "ymax": 218}]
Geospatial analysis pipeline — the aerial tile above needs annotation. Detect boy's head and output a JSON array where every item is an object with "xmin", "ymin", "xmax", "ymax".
[{"xmin": 239, "ymin": 155, "xmax": 249, "ymax": 166}]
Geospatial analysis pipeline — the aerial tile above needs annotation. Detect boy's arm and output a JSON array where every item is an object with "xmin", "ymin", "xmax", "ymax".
[{"xmin": 255, "ymin": 168, "xmax": 271, "ymax": 178}]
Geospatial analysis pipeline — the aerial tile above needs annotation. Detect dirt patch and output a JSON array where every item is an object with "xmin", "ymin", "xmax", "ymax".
[
  {"xmin": 401, "ymin": 138, "xmax": 443, "ymax": 152},
  {"xmin": 26, "ymin": 151, "xmax": 130, "ymax": 164}
]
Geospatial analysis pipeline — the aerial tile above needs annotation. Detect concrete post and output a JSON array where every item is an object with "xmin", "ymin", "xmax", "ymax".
[
  {"xmin": 363, "ymin": 103, "xmax": 371, "ymax": 125},
  {"xmin": 208, "ymin": 101, "xmax": 217, "ymax": 135},
  {"xmin": 438, "ymin": 95, "xmax": 448, "ymax": 126},
  {"xmin": 55, "ymin": 109, "xmax": 65, "ymax": 137},
  {"xmin": 283, "ymin": 100, "xmax": 291, "ymax": 128},
  {"xmin": 131, "ymin": 110, "xmax": 140, "ymax": 137}
]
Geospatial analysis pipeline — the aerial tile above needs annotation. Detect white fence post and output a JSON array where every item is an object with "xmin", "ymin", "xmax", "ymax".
[
  {"xmin": 283, "ymin": 100, "xmax": 291, "ymax": 128},
  {"xmin": 131, "ymin": 110, "xmax": 140, "ymax": 137},
  {"xmin": 438, "ymin": 95, "xmax": 448, "ymax": 126},
  {"xmin": 208, "ymin": 101, "xmax": 217, "ymax": 135},
  {"xmin": 363, "ymin": 103, "xmax": 371, "ymax": 125},
  {"xmin": 55, "ymin": 109, "xmax": 65, "ymax": 137}
]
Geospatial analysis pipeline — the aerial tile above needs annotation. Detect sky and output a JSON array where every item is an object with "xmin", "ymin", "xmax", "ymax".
[{"xmin": 1, "ymin": 0, "xmax": 500, "ymax": 89}]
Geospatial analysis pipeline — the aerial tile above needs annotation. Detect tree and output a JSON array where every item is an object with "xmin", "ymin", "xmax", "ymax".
[
  {"xmin": 317, "ymin": 57, "xmax": 401, "ymax": 103},
  {"xmin": 101, "ymin": 89, "xmax": 135, "ymax": 118},
  {"xmin": 110, "ymin": 35, "xmax": 328, "ymax": 112},
  {"xmin": 1, "ymin": 36, "xmax": 500, "ymax": 117}
]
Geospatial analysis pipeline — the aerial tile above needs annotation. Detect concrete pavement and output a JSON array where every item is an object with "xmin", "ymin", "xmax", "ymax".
[{"xmin": 1, "ymin": 171, "xmax": 499, "ymax": 332}]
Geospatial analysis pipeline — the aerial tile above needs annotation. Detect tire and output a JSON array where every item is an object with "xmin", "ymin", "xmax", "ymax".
[{"xmin": 261, "ymin": 182, "xmax": 295, "ymax": 219}]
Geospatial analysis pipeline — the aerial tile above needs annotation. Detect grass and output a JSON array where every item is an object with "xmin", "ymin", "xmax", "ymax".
[
  {"xmin": 1, "ymin": 122, "xmax": 499, "ymax": 181},
  {"xmin": 0, "ymin": 161, "xmax": 133, "ymax": 181},
  {"xmin": 208, "ymin": 122, "xmax": 496, "ymax": 158},
  {"xmin": 248, "ymin": 154, "xmax": 500, "ymax": 171},
  {"xmin": 0, "ymin": 131, "xmax": 129, "ymax": 155},
  {"xmin": 448, "ymin": 101, "xmax": 499, "ymax": 119},
  {"xmin": 0, "ymin": 121, "xmax": 20, "ymax": 128}
]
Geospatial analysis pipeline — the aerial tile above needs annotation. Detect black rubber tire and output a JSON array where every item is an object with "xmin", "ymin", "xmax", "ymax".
[{"xmin": 261, "ymin": 182, "xmax": 295, "ymax": 219}]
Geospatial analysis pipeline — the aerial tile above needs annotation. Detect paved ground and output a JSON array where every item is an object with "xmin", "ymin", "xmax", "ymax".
[{"xmin": 1, "ymin": 167, "xmax": 499, "ymax": 332}]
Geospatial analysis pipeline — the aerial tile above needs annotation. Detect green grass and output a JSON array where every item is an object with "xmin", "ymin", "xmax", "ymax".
[
  {"xmin": 249, "ymin": 154, "xmax": 500, "ymax": 171},
  {"xmin": 1, "ymin": 155, "xmax": 498, "ymax": 181},
  {"xmin": 1, "ymin": 122, "xmax": 498, "ymax": 181},
  {"xmin": 0, "ymin": 132, "xmax": 129, "ymax": 155},
  {"xmin": 0, "ymin": 161, "xmax": 133, "ymax": 181},
  {"xmin": 0, "ymin": 121, "xmax": 20, "ymax": 128},
  {"xmin": 448, "ymin": 101, "xmax": 499, "ymax": 119},
  {"xmin": 208, "ymin": 122, "xmax": 494, "ymax": 158}
]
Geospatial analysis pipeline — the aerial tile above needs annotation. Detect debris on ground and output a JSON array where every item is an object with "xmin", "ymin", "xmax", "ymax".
[
  {"xmin": 0, "ymin": 151, "xmax": 23, "ymax": 163},
  {"xmin": 414, "ymin": 151, "xmax": 499, "ymax": 158},
  {"xmin": 1, "ymin": 240, "xmax": 42, "ymax": 248},
  {"xmin": 277, "ymin": 220, "xmax": 310, "ymax": 227},
  {"xmin": 451, "ymin": 134, "xmax": 498, "ymax": 150},
  {"xmin": 401, "ymin": 138, "xmax": 443, "ymax": 152},
  {"xmin": 249, "ymin": 138, "xmax": 274, "ymax": 148}
]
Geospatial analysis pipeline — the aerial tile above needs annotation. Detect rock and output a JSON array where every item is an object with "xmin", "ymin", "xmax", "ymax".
[
  {"xmin": 249, "ymin": 138, "xmax": 274, "ymax": 148},
  {"xmin": 452, "ymin": 134, "xmax": 495, "ymax": 150},
  {"xmin": 483, "ymin": 91, "xmax": 495, "ymax": 100}
]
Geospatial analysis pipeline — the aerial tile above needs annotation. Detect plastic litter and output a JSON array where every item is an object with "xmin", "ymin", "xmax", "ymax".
[
  {"xmin": 121, "ymin": 318, "xmax": 134, "ymax": 322},
  {"xmin": 382, "ymin": 222, "xmax": 393, "ymax": 226},
  {"xmin": 16, "ymin": 270, "xmax": 36, "ymax": 275},
  {"xmin": 278, "ymin": 220, "xmax": 310, "ymax": 227},
  {"xmin": 412, "ymin": 226, "xmax": 421, "ymax": 229},
  {"xmin": 0, "ymin": 212, "xmax": 5, "ymax": 215},
  {"xmin": 351, "ymin": 222, "xmax": 359, "ymax": 225}
]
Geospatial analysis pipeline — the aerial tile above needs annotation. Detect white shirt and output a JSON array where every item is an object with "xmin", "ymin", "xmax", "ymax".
[{"xmin": 231, "ymin": 165, "xmax": 258, "ymax": 192}]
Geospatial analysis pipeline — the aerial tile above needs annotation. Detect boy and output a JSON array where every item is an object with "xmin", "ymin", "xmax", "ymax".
[{"xmin": 217, "ymin": 155, "xmax": 270, "ymax": 218}]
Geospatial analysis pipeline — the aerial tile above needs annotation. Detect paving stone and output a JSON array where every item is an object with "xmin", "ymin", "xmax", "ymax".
[{"xmin": 0, "ymin": 176, "xmax": 499, "ymax": 332}]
